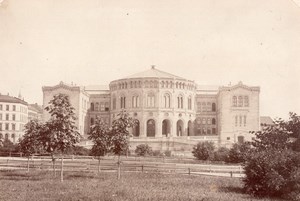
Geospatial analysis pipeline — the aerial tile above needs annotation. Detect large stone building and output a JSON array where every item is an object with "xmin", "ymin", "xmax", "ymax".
[{"xmin": 42, "ymin": 67, "xmax": 260, "ymax": 151}]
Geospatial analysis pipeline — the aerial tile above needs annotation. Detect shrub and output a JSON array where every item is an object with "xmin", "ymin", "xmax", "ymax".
[
  {"xmin": 135, "ymin": 144, "xmax": 153, "ymax": 156},
  {"xmin": 213, "ymin": 147, "xmax": 229, "ymax": 161},
  {"xmin": 192, "ymin": 141, "xmax": 215, "ymax": 160},
  {"xmin": 152, "ymin": 150, "xmax": 162, "ymax": 157},
  {"xmin": 164, "ymin": 150, "xmax": 172, "ymax": 157},
  {"xmin": 226, "ymin": 142, "xmax": 251, "ymax": 163},
  {"xmin": 243, "ymin": 149, "xmax": 300, "ymax": 200}
]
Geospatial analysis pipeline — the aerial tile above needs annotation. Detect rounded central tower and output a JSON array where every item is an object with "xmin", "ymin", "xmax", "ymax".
[{"xmin": 109, "ymin": 67, "xmax": 196, "ymax": 138}]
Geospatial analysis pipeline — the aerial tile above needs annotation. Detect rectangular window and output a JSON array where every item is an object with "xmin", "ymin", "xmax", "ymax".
[
  {"xmin": 13, "ymin": 105, "xmax": 16, "ymax": 111},
  {"xmin": 113, "ymin": 98, "xmax": 116, "ymax": 110},
  {"xmin": 244, "ymin": 115, "xmax": 247, "ymax": 126},
  {"xmin": 0, "ymin": 123, "xmax": 2, "ymax": 131},
  {"xmin": 5, "ymin": 123, "xmax": 9, "ymax": 130},
  {"xmin": 212, "ymin": 128, "xmax": 216, "ymax": 135},
  {"xmin": 100, "ymin": 102, "xmax": 105, "ymax": 111},
  {"xmin": 235, "ymin": 116, "xmax": 238, "ymax": 127},
  {"xmin": 105, "ymin": 102, "xmax": 109, "ymax": 111},
  {"xmin": 6, "ymin": 114, "xmax": 9, "ymax": 121},
  {"xmin": 0, "ymin": 104, "xmax": 2, "ymax": 110},
  {"xmin": 197, "ymin": 102, "xmax": 201, "ymax": 111},
  {"xmin": 12, "ymin": 114, "xmax": 16, "ymax": 121},
  {"xmin": 239, "ymin": 116, "xmax": 242, "ymax": 127},
  {"xmin": 6, "ymin": 105, "xmax": 9, "ymax": 111},
  {"xmin": 12, "ymin": 124, "xmax": 15, "ymax": 130},
  {"xmin": 0, "ymin": 113, "xmax": 2, "ymax": 120},
  {"xmin": 147, "ymin": 96, "xmax": 154, "ymax": 107}
]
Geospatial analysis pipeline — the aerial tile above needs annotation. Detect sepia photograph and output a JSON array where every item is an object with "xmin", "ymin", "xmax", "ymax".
[{"xmin": 0, "ymin": 0, "xmax": 300, "ymax": 200}]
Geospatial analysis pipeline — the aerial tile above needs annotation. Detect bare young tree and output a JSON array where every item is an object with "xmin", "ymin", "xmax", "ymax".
[
  {"xmin": 88, "ymin": 117, "xmax": 111, "ymax": 174},
  {"xmin": 43, "ymin": 93, "xmax": 80, "ymax": 182}
]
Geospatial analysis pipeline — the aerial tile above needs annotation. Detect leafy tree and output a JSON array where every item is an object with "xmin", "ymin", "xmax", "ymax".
[
  {"xmin": 226, "ymin": 142, "xmax": 251, "ymax": 163},
  {"xmin": 243, "ymin": 112, "xmax": 300, "ymax": 200},
  {"xmin": 110, "ymin": 110, "xmax": 136, "ymax": 179},
  {"xmin": 213, "ymin": 147, "xmax": 229, "ymax": 162},
  {"xmin": 135, "ymin": 144, "xmax": 153, "ymax": 156},
  {"xmin": 43, "ymin": 93, "xmax": 80, "ymax": 182},
  {"xmin": 88, "ymin": 117, "xmax": 111, "ymax": 174},
  {"xmin": 0, "ymin": 138, "xmax": 18, "ymax": 155},
  {"xmin": 19, "ymin": 119, "xmax": 43, "ymax": 172},
  {"xmin": 192, "ymin": 141, "xmax": 215, "ymax": 161}
]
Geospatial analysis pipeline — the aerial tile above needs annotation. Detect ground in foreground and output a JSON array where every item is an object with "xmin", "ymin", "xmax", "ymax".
[{"xmin": 0, "ymin": 170, "xmax": 283, "ymax": 201}]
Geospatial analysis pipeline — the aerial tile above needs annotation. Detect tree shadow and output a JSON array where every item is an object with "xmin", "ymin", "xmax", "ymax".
[{"xmin": 218, "ymin": 186, "xmax": 245, "ymax": 195}]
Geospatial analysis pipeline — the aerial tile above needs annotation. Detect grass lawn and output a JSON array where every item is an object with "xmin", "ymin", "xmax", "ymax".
[{"xmin": 0, "ymin": 170, "xmax": 283, "ymax": 201}]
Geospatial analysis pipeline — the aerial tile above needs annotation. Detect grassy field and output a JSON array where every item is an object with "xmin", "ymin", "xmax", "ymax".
[{"xmin": 0, "ymin": 170, "xmax": 283, "ymax": 201}]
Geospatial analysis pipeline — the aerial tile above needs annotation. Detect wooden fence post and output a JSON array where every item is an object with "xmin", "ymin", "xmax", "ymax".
[
  {"xmin": 230, "ymin": 171, "xmax": 233, "ymax": 178},
  {"xmin": 188, "ymin": 168, "xmax": 190, "ymax": 175},
  {"xmin": 142, "ymin": 165, "xmax": 144, "ymax": 173}
]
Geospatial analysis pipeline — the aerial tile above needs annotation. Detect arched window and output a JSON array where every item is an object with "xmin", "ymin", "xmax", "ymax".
[
  {"xmin": 132, "ymin": 96, "xmax": 139, "ymax": 108},
  {"xmin": 95, "ymin": 103, "xmax": 99, "ymax": 111},
  {"xmin": 147, "ymin": 93, "xmax": 155, "ymax": 107},
  {"xmin": 5, "ymin": 133, "xmax": 8, "ymax": 139},
  {"xmin": 164, "ymin": 94, "xmax": 170, "ymax": 108},
  {"xmin": 91, "ymin": 118, "xmax": 94, "ymax": 125},
  {"xmin": 177, "ymin": 95, "xmax": 183, "ymax": 109},
  {"xmin": 188, "ymin": 96, "xmax": 192, "ymax": 110},
  {"xmin": 11, "ymin": 134, "xmax": 15, "ymax": 143},
  {"xmin": 90, "ymin": 103, "xmax": 94, "ymax": 111},
  {"xmin": 238, "ymin": 136, "xmax": 244, "ymax": 144},
  {"xmin": 0, "ymin": 133, "xmax": 3, "ymax": 139},
  {"xmin": 212, "ymin": 103, "xmax": 216, "ymax": 112},
  {"xmin": 238, "ymin": 96, "xmax": 243, "ymax": 107},
  {"xmin": 133, "ymin": 120, "xmax": 140, "ymax": 137},
  {"xmin": 212, "ymin": 118, "xmax": 216, "ymax": 125},
  {"xmin": 202, "ymin": 102, "xmax": 206, "ymax": 111},
  {"xmin": 112, "ymin": 97, "xmax": 116, "ymax": 110},
  {"xmin": 120, "ymin": 96, "xmax": 126, "ymax": 109},
  {"xmin": 147, "ymin": 119, "xmax": 155, "ymax": 137},
  {"xmin": 233, "ymin": 96, "xmax": 237, "ymax": 107},
  {"xmin": 244, "ymin": 96, "xmax": 249, "ymax": 107}
]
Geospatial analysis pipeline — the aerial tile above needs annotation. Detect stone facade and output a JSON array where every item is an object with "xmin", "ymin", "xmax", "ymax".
[{"xmin": 42, "ymin": 67, "xmax": 260, "ymax": 151}]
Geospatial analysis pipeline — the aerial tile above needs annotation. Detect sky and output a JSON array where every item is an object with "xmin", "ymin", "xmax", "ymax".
[{"xmin": 0, "ymin": 0, "xmax": 299, "ymax": 120}]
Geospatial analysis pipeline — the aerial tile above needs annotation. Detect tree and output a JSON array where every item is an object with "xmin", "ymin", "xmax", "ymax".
[
  {"xmin": 43, "ymin": 93, "xmax": 80, "ymax": 182},
  {"xmin": 213, "ymin": 147, "xmax": 229, "ymax": 162},
  {"xmin": 226, "ymin": 142, "xmax": 251, "ymax": 163},
  {"xmin": 243, "ymin": 113, "xmax": 300, "ymax": 200},
  {"xmin": 135, "ymin": 144, "xmax": 153, "ymax": 156},
  {"xmin": 110, "ymin": 110, "xmax": 136, "ymax": 179},
  {"xmin": 88, "ymin": 117, "xmax": 111, "ymax": 174},
  {"xmin": 19, "ymin": 119, "xmax": 43, "ymax": 172},
  {"xmin": 192, "ymin": 141, "xmax": 215, "ymax": 161},
  {"xmin": 0, "ymin": 138, "xmax": 18, "ymax": 155}
]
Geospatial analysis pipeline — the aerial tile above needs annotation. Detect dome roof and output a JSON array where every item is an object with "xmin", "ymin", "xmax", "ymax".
[{"xmin": 124, "ymin": 66, "xmax": 184, "ymax": 80}]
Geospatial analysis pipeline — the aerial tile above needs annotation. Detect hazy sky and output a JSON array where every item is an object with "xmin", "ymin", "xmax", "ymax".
[{"xmin": 0, "ymin": 0, "xmax": 299, "ymax": 119}]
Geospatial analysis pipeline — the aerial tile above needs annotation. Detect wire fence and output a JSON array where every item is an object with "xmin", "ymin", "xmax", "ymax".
[{"xmin": 0, "ymin": 156, "xmax": 244, "ymax": 178}]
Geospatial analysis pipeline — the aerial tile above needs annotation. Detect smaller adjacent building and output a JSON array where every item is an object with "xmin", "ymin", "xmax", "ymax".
[
  {"xmin": 0, "ymin": 94, "xmax": 28, "ymax": 143},
  {"xmin": 28, "ymin": 103, "xmax": 43, "ymax": 121}
]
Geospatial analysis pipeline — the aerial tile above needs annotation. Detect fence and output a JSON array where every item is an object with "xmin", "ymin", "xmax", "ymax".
[{"xmin": 0, "ymin": 156, "xmax": 244, "ymax": 177}]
